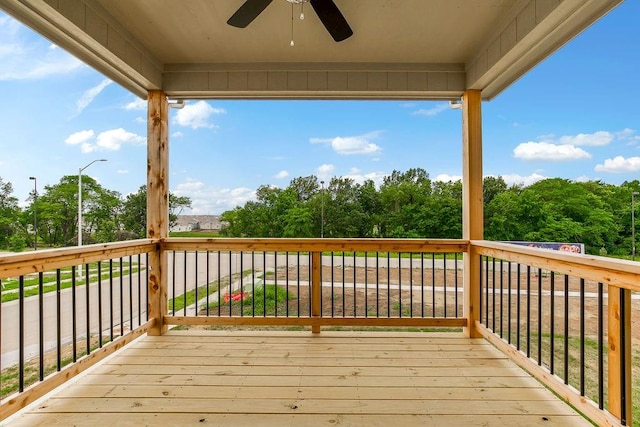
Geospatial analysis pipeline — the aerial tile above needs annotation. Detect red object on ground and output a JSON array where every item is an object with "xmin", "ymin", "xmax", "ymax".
[{"xmin": 223, "ymin": 291, "xmax": 250, "ymax": 303}]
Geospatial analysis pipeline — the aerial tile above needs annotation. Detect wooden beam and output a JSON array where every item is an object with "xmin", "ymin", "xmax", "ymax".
[
  {"xmin": 147, "ymin": 90, "xmax": 169, "ymax": 336},
  {"xmin": 462, "ymin": 90, "xmax": 483, "ymax": 338},
  {"xmin": 608, "ymin": 286, "xmax": 632, "ymax": 425},
  {"xmin": 165, "ymin": 316, "xmax": 467, "ymax": 328}
]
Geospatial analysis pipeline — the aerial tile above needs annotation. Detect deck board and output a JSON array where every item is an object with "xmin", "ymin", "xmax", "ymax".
[{"xmin": 6, "ymin": 330, "xmax": 592, "ymax": 426}]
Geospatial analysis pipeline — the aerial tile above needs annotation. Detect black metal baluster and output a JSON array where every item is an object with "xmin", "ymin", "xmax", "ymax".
[
  {"xmin": 408, "ymin": 253, "xmax": 412, "ymax": 318},
  {"xmin": 183, "ymin": 251, "xmax": 187, "ymax": 316},
  {"xmin": 39, "ymin": 272, "xmax": 45, "ymax": 379},
  {"xmin": 516, "ymin": 264, "xmax": 521, "ymax": 350},
  {"xmin": 85, "ymin": 263, "xmax": 90, "ymax": 355},
  {"xmin": 421, "ymin": 253, "xmax": 424, "ymax": 318},
  {"xmin": 549, "ymin": 272, "xmax": 555, "ymax": 374},
  {"xmin": 119, "ymin": 259, "xmax": 124, "ymax": 336},
  {"xmin": 598, "ymin": 282, "xmax": 604, "ymax": 409},
  {"xmin": 19, "ymin": 275, "xmax": 24, "ymax": 392},
  {"xmin": 443, "ymin": 254, "xmax": 447, "ymax": 318},
  {"xmin": 479, "ymin": 256, "xmax": 483, "ymax": 326},
  {"xmin": 240, "ymin": 251, "xmax": 244, "ymax": 317},
  {"xmin": 564, "ymin": 274, "xmax": 569, "ymax": 384},
  {"xmin": 376, "ymin": 252, "xmax": 380, "ymax": 318},
  {"xmin": 56, "ymin": 270, "xmax": 61, "ymax": 370},
  {"xmin": 195, "ymin": 252, "xmax": 199, "ymax": 317},
  {"xmin": 526, "ymin": 266, "xmax": 531, "ymax": 358},
  {"xmin": 580, "ymin": 278, "xmax": 585, "ymax": 396},
  {"xmin": 499, "ymin": 260, "xmax": 503, "ymax": 338},
  {"xmin": 138, "ymin": 254, "xmax": 142, "ymax": 326},
  {"xmin": 398, "ymin": 252, "xmax": 402, "ymax": 318},
  {"xmin": 537, "ymin": 268, "xmax": 542, "ymax": 365},
  {"xmin": 72, "ymin": 267, "xmax": 77, "ymax": 362},
  {"xmin": 128, "ymin": 256, "xmax": 133, "ymax": 330},
  {"xmin": 97, "ymin": 262, "xmax": 103, "ymax": 347},
  {"xmin": 172, "ymin": 252, "xmax": 176, "ymax": 313},
  {"xmin": 109, "ymin": 259, "xmax": 114, "ymax": 341},
  {"xmin": 507, "ymin": 262, "xmax": 512, "ymax": 344},
  {"xmin": 229, "ymin": 251, "xmax": 234, "ymax": 316},
  {"xmin": 218, "ymin": 251, "xmax": 222, "ymax": 316},
  {"xmin": 207, "ymin": 251, "xmax": 211, "ymax": 316}
]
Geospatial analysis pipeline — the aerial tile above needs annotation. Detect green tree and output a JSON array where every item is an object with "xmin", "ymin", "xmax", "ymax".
[
  {"xmin": 120, "ymin": 185, "xmax": 193, "ymax": 238},
  {"xmin": 0, "ymin": 177, "xmax": 21, "ymax": 249}
]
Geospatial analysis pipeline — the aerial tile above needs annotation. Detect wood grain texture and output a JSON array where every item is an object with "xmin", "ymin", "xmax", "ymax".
[{"xmin": 6, "ymin": 330, "xmax": 592, "ymax": 426}]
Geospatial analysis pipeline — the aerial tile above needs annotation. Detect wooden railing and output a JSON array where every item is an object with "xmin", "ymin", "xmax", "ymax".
[
  {"xmin": 161, "ymin": 238, "xmax": 468, "ymax": 333},
  {"xmin": 1, "ymin": 237, "xmax": 636, "ymax": 426},
  {"xmin": 0, "ymin": 240, "xmax": 157, "ymax": 420},
  {"xmin": 472, "ymin": 240, "xmax": 637, "ymax": 427}
]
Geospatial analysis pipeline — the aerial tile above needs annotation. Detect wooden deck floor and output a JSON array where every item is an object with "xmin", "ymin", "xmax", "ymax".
[{"xmin": 7, "ymin": 330, "xmax": 591, "ymax": 426}]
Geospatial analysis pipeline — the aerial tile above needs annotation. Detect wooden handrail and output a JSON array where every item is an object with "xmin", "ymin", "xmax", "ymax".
[
  {"xmin": 0, "ymin": 239, "xmax": 157, "ymax": 278},
  {"xmin": 162, "ymin": 238, "xmax": 468, "ymax": 253},
  {"xmin": 471, "ymin": 240, "xmax": 639, "ymax": 292}
]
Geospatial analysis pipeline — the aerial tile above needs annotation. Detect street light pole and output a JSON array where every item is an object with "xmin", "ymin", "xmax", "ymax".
[
  {"xmin": 78, "ymin": 159, "xmax": 107, "ymax": 277},
  {"xmin": 633, "ymin": 191, "xmax": 639, "ymax": 261},
  {"xmin": 29, "ymin": 176, "xmax": 37, "ymax": 251},
  {"xmin": 320, "ymin": 180, "xmax": 325, "ymax": 238}
]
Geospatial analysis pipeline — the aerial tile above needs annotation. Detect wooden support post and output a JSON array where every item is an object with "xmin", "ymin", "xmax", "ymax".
[
  {"xmin": 147, "ymin": 90, "xmax": 169, "ymax": 336},
  {"xmin": 462, "ymin": 90, "xmax": 483, "ymax": 338},
  {"xmin": 311, "ymin": 251, "xmax": 321, "ymax": 334},
  {"xmin": 608, "ymin": 285, "xmax": 632, "ymax": 425}
]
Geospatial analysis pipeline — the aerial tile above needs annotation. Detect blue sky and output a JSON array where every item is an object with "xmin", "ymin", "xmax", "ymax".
[{"xmin": 1, "ymin": 2, "xmax": 639, "ymax": 215}]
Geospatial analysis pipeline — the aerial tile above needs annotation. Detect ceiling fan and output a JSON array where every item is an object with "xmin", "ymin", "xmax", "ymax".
[{"xmin": 227, "ymin": 0, "xmax": 353, "ymax": 42}]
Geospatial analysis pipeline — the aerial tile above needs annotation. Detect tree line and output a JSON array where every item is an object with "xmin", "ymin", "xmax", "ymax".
[
  {"xmin": 0, "ymin": 175, "xmax": 191, "ymax": 251},
  {"xmin": 3, "ymin": 168, "xmax": 638, "ymax": 256},
  {"xmin": 220, "ymin": 168, "xmax": 640, "ymax": 256}
]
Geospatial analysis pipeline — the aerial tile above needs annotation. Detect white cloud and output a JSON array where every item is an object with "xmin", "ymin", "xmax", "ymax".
[
  {"xmin": 310, "ymin": 131, "xmax": 382, "ymax": 155},
  {"xmin": 172, "ymin": 131, "xmax": 184, "ymax": 138},
  {"xmin": 173, "ymin": 179, "xmax": 255, "ymax": 214},
  {"xmin": 95, "ymin": 128, "xmax": 145, "ymax": 150},
  {"xmin": 117, "ymin": 169, "xmax": 129, "ymax": 174},
  {"xmin": 574, "ymin": 175, "xmax": 590, "ymax": 183},
  {"xmin": 513, "ymin": 142, "xmax": 591, "ymax": 161},
  {"xmin": 74, "ymin": 79, "xmax": 112, "ymax": 116},
  {"xmin": 123, "ymin": 97, "xmax": 146, "ymax": 111},
  {"xmin": 173, "ymin": 101, "xmax": 225, "ymax": 129},
  {"xmin": 0, "ymin": 16, "xmax": 84, "ymax": 80},
  {"xmin": 317, "ymin": 164, "xmax": 335, "ymax": 180},
  {"xmin": 595, "ymin": 156, "xmax": 640, "ymax": 173},
  {"xmin": 435, "ymin": 174, "xmax": 462, "ymax": 182},
  {"xmin": 273, "ymin": 170, "xmax": 289, "ymax": 179},
  {"xmin": 66, "ymin": 128, "xmax": 145, "ymax": 153},
  {"xmin": 65, "ymin": 130, "xmax": 94, "ymax": 145},
  {"xmin": 411, "ymin": 102, "xmax": 450, "ymax": 117},
  {"xmin": 343, "ymin": 168, "xmax": 387, "ymax": 186},
  {"xmin": 558, "ymin": 131, "xmax": 613, "ymax": 146},
  {"xmin": 499, "ymin": 173, "xmax": 546, "ymax": 187}
]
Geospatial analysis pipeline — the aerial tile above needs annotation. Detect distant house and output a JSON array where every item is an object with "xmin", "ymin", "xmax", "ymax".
[{"xmin": 170, "ymin": 215, "xmax": 226, "ymax": 233}]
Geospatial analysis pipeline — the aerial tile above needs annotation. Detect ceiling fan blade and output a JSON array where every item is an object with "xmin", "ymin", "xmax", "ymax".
[
  {"xmin": 310, "ymin": 0, "xmax": 353, "ymax": 42},
  {"xmin": 227, "ymin": 0, "xmax": 273, "ymax": 28}
]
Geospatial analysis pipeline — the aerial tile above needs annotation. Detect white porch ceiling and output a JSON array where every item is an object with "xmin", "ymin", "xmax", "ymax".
[{"xmin": 0, "ymin": 0, "xmax": 623, "ymax": 100}]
